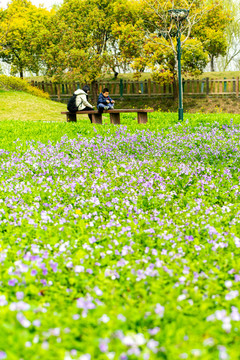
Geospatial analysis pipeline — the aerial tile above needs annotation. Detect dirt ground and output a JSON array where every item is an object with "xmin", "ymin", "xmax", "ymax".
[{"xmin": 116, "ymin": 96, "xmax": 240, "ymax": 114}]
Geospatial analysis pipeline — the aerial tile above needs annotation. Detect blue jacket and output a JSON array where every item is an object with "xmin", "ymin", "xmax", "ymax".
[{"xmin": 97, "ymin": 93, "xmax": 113, "ymax": 105}]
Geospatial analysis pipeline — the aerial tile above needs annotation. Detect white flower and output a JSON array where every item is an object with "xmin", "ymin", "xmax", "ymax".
[
  {"xmin": 99, "ymin": 314, "xmax": 110, "ymax": 323},
  {"xmin": 191, "ymin": 349, "xmax": 201, "ymax": 357},
  {"xmin": 106, "ymin": 352, "xmax": 115, "ymax": 359},
  {"xmin": 155, "ymin": 303, "xmax": 165, "ymax": 317},
  {"xmin": 177, "ymin": 294, "xmax": 187, "ymax": 302},
  {"xmin": 222, "ymin": 321, "xmax": 232, "ymax": 333},
  {"xmin": 147, "ymin": 339, "xmax": 159, "ymax": 352},
  {"xmin": 225, "ymin": 290, "xmax": 239, "ymax": 301},
  {"xmin": 117, "ymin": 314, "xmax": 126, "ymax": 322},
  {"xmin": 79, "ymin": 355, "xmax": 91, "ymax": 360},
  {"xmin": 122, "ymin": 336, "xmax": 135, "ymax": 347},
  {"xmin": 122, "ymin": 333, "xmax": 146, "ymax": 347},
  {"xmin": 10, "ymin": 301, "xmax": 30, "ymax": 311},
  {"xmin": 75, "ymin": 266, "xmax": 84, "ymax": 273},
  {"xmin": 203, "ymin": 338, "xmax": 214, "ymax": 346},
  {"xmin": 224, "ymin": 281, "xmax": 232, "ymax": 288},
  {"xmin": 0, "ymin": 295, "xmax": 8, "ymax": 306},
  {"xmin": 133, "ymin": 333, "xmax": 146, "ymax": 346}
]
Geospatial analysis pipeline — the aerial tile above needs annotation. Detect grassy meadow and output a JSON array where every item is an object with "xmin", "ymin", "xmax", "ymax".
[{"xmin": 0, "ymin": 90, "xmax": 240, "ymax": 359}]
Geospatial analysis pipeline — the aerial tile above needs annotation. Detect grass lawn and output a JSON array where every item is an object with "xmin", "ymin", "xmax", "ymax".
[
  {"xmin": 25, "ymin": 71, "xmax": 240, "ymax": 83},
  {"xmin": 100, "ymin": 71, "xmax": 240, "ymax": 81},
  {"xmin": 0, "ymin": 90, "xmax": 66, "ymax": 122}
]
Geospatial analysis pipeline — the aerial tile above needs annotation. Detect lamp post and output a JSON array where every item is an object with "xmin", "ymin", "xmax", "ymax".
[{"xmin": 168, "ymin": 9, "xmax": 189, "ymax": 121}]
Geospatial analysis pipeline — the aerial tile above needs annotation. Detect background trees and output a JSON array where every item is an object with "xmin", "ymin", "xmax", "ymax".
[
  {"xmin": 0, "ymin": 0, "xmax": 236, "ymax": 83},
  {"xmin": 126, "ymin": 0, "xmax": 230, "ymax": 80},
  {"xmin": 41, "ymin": 0, "xmax": 132, "ymax": 99},
  {"xmin": 0, "ymin": 0, "xmax": 52, "ymax": 78},
  {"xmin": 216, "ymin": 0, "xmax": 240, "ymax": 71},
  {"xmin": 191, "ymin": 0, "xmax": 232, "ymax": 72}
]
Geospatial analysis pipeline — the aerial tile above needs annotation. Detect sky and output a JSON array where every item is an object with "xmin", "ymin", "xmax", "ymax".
[{"xmin": 0, "ymin": 0, "xmax": 63, "ymax": 10}]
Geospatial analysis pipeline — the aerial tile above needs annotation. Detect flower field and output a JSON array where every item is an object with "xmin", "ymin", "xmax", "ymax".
[{"xmin": 1, "ymin": 113, "xmax": 240, "ymax": 360}]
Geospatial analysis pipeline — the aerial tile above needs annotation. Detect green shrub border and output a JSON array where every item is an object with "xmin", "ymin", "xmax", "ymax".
[{"xmin": 0, "ymin": 75, "xmax": 50, "ymax": 99}]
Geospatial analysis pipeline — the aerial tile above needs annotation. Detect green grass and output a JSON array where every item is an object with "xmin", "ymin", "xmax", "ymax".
[
  {"xmin": 0, "ymin": 90, "xmax": 66, "ymax": 122},
  {"xmin": 0, "ymin": 90, "xmax": 240, "ymax": 152},
  {"xmin": 25, "ymin": 70, "xmax": 240, "ymax": 83},
  {"xmin": 196, "ymin": 71, "xmax": 240, "ymax": 80},
  {"xmin": 99, "ymin": 71, "xmax": 240, "ymax": 81},
  {"xmin": 0, "ymin": 90, "xmax": 239, "ymax": 154}
]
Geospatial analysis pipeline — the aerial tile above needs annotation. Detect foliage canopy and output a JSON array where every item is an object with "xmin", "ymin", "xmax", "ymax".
[{"xmin": 0, "ymin": 0, "xmax": 233, "ymax": 83}]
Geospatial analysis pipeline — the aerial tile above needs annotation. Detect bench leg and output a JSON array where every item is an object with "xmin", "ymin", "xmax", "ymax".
[
  {"xmin": 137, "ymin": 112, "xmax": 148, "ymax": 124},
  {"xmin": 92, "ymin": 113, "xmax": 102, "ymax": 124},
  {"xmin": 67, "ymin": 113, "xmax": 77, "ymax": 122},
  {"xmin": 110, "ymin": 113, "xmax": 120, "ymax": 125}
]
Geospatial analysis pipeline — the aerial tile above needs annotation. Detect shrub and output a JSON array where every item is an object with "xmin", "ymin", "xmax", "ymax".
[{"xmin": 0, "ymin": 75, "xmax": 50, "ymax": 99}]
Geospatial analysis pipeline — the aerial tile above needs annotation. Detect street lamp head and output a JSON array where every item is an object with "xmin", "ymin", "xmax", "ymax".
[{"xmin": 168, "ymin": 9, "xmax": 189, "ymax": 22}]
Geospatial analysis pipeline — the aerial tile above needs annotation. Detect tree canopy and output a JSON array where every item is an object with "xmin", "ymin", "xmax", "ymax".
[
  {"xmin": 123, "ymin": 0, "xmax": 231, "ymax": 81},
  {"xmin": 0, "ymin": 0, "xmax": 52, "ymax": 78},
  {"xmin": 0, "ymin": 0, "xmax": 234, "ymax": 82}
]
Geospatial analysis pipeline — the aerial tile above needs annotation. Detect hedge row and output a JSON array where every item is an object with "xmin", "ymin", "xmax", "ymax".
[{"xmin": 0, "ymin": 75, "xmax": 50, "ymax": 99}]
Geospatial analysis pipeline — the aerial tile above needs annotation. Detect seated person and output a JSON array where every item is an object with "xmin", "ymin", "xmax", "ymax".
[
  {"xmin": 75, "ymin": 85, "xmax": 94, "ymax": 123},
  {"xmin": 97, "ymin": 88, "xmax": 115, "ymax": 114}
]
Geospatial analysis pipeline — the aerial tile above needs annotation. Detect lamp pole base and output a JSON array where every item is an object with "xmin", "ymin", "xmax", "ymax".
[{"xmin": 178, "ymin": 108, "xmax": 183, "ymax": 121}]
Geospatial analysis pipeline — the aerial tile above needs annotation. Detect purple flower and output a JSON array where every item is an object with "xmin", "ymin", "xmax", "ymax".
[
  {"xmin": 0, "ymin": 351, "xmax": 7, "ymax": 359},
  {"xmin": 16, "ymin": 292, "xmax": 24, "ymax": 300},
  {"xmin": 8, "ymin": 279, "xmax": 18, "ymax": 286},
  {"xmin": 148, "ymin": 327, "xmax": 160, "ymax": 335},
  {"xmin": 155, "ymin": 303, "xmax": 165, "ymax": 318},
  {"xmin": 234, "ymin": 275, "xmax": 240, "ymax": 282},
  {"xmin": 185, "ymin": 235, "xmax": 194, "ymax": 241},
  {"xmin": 77, "ymin": 296, "xmax": 96, "ymax": 311},
  {"xmin": 99, "ymin": 340, "xmax": 109, "ymax": 353}
]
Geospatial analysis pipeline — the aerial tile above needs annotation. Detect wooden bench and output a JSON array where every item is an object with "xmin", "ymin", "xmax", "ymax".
[{"xmin": 61, "ymin": 109, "xmax": 154, "ymax": 124}]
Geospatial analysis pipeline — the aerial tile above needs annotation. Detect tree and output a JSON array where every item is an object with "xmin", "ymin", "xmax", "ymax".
[
  {"xmin": 216, "ymin": 0, "xmax": 240, "ymax": 71},
  {"xmin": 113, "ymin": 0, "xmax": 231, "ymax": 96},
  {"xmin": 42, "ymin": 0, "xmax": 114, "ymax": 100},
  {"xmin": 0, "ymin": 0, "xmax": 52, "ymax": 78},
  {"xmin": 112, "ymin": 0, "xmax": 211, "ymax": 96},
  {"xmin": 110, "ymin": 0, "xmax": 147, "ymax": 75},
  {"xmin": 42, "ymin": 0, "xmax": 141, "ymax": 100},
  {"xmin": 192, "ymin": 0, "xmax": 232, "ymax": 71}
]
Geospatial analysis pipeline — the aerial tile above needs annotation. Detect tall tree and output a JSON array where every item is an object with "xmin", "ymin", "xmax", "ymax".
[
  {"xmin": 216, "ymin": 0, "xmax": 240, "ymax": 71},
  {"xmin": 192, "ymin": 0, "xmax": 232, "ymax": 71},
  {"xmin": 43, "ymin": 0, "xmax": 122, "ymax": 99},
  {"xmin": 0, "ymin": 0, "xmax": 52, "ymax": 78},
  {"xmin": 113, "ymin": 0, "xmax": 231, "ymax": 95},
  {"xmin": 112, "ymin": 0, "xmax": 212, "ymax": 96},
  {"xmin": 42, "ymin": 0, "xmax": 143, "ymax": 99}
]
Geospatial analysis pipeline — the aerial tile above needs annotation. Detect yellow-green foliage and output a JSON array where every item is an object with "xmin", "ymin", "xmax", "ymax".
[{"xmin": 0, "ymin": 75, "xmax": 50, "ymax": 99}]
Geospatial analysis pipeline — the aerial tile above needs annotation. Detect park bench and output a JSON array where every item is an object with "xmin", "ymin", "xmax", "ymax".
[{"xmin": 61, "ymin": 109, "xmax": 154, "ymax": 124}]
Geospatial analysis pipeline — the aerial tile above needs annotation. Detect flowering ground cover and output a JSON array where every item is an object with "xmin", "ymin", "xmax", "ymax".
[{"xmin": 1, "ymin": 113, "xmax": 240, "ymax": 360}]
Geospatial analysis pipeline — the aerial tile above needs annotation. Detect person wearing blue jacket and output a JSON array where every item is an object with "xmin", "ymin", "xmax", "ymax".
[{"xmin": 97, "ymin": 88, "xmax": 115, "ymax": 114}]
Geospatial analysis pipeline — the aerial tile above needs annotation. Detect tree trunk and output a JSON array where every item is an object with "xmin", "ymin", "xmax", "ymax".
[
  {"xmin": 91, "ymin": 80, "xmax": 98, "ymax": 104},
  {"xmin": 20, "ymin": 69, "xmax": 23, "ymax": 78},
  {"xmin": 210, "ymin": 56, "xmax": 215, "ymax": 72}
]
